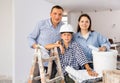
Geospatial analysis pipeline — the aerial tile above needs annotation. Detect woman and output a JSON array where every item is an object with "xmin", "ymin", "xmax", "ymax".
[
  {"xmin": 46, "ymin": 24, "xmax": 98, "ymax": 83},
  {"xmin": 73, "ymin": 14, "xmax": 111, "ymax": 68}
]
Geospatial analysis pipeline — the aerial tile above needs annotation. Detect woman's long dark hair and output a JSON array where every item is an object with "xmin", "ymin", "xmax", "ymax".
[{"xmin": 77, "ymin": 14, "xmax": 92, "ymax": 32}]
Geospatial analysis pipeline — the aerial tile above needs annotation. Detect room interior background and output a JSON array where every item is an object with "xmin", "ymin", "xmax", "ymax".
[{"xmin": 0, "ymin": 0, "xmax": 120, "ymax": 83}]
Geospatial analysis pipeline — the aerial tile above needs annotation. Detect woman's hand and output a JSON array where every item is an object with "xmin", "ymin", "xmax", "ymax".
[{"xmin": 99, "ymin": 46, "xmax": 107, "ymax": 51}]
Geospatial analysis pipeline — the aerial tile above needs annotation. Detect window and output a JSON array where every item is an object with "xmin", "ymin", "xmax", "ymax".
[{"xmin": 62, "ymin": 15, "xmax": 68, "ymax": 24}]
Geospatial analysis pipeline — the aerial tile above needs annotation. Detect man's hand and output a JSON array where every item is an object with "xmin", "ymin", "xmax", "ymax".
[{"xmin": 32, "ymin": 43, "xmax": 37, "ymax": 49}]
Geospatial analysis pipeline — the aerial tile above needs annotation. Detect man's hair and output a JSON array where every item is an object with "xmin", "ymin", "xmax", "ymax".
[{"xmin": 51, "ymin": 5, "xmax": 64, "ymax": 13}]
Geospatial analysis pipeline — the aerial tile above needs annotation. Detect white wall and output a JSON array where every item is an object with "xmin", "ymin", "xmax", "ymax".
[
  {"xmin": 89, "ymin": 10, "xmax": 120, "ymax": 42},
  {"xmin": 68, "ymin": 12, "xmax": 81, "ymax": 32},
  {"xmin": 14, "ymin": 0, "xmax": 53, "ymax": 82},
  {"xmin": 0, "ymin": 0, "xmax": 13, "ymax": 77},
  {"xmin": 68, "ymin": 10, "xmax": 120, "ymax": 42}
]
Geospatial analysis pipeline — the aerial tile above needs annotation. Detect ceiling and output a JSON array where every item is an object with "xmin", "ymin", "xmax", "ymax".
[{"xmin": 45, "ymin": 0, "xmax": 120, "ymax": 12}]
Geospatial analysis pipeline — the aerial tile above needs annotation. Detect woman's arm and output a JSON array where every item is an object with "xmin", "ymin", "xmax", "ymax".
[{"xmin": 97, "ymin": 32, "xmax": 111, "ymax": 51}]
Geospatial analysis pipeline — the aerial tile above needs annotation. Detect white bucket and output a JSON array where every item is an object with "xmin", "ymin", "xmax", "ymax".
[{"xmin": 92, "ymin": 50, "xmax": 118, "ymax": 76}]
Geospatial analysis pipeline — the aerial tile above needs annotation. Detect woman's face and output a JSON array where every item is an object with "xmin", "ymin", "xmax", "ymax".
[
  {"xmin": 61, "ymin": 32, "xmax": 72, "ymax": 43},
  {"xmin": 79, "ymin": 16, "xmax": 90, "ymax": 31}
]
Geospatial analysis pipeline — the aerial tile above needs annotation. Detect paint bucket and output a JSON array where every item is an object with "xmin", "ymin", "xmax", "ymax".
[{"xmin": 92, "ymin": 50, "xmax": 118, "ymax": 76}]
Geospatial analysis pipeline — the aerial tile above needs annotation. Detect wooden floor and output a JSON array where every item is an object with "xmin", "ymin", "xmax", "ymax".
[{"xmin": 0, "ymin": 75, "xmax": 12, "ymax": 83}]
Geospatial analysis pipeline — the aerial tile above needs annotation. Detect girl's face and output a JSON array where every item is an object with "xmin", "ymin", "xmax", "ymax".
[
  {"xmin": 79, "ymin": 16, "xmax": 90, "ymax": 31},
  {"xmin": 61, "ymin": 32, "xmax": 72, "ymax": 43}
]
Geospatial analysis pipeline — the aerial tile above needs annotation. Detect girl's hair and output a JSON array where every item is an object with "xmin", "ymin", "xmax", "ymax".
[{"xmin": 60, "ymin": 32, "xmax": 73, "ymax": 34}]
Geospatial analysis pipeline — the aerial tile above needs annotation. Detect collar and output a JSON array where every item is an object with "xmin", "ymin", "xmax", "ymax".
[
  {"xmin": 68, "ymin": 41, "xmax": 73, "ymax": 49},
  {"xmin": 48, "ymin": 18, "xmax": 63, "ymax": 28},
  {"xmin": 77, "ymin": 31, "xmax": 92, "ymax": 38},
  {"xmin": 61, "ymin": 40, "xmax": 73, "ymax": 50},
  {"xmin": 48, "ymin": 18, "xmax": 53, "ymax": 27}
]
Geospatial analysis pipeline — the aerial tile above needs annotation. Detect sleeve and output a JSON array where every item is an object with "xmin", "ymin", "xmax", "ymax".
[
  {"xmin": 97, "ymin": 32, "xmax": 111, "ymax": 51},
  {"xmin": 27, "ymin": 21, "xmax": 41, "ymax": 48},
  {"xmin": 73, "ymin": 42, "xmax": 89, "ymax": 67}
]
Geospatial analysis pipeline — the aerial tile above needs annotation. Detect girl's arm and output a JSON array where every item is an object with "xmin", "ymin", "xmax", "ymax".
[{"xmin": 84, "ymin": 64, "xmax": 98, "ymax": 77}]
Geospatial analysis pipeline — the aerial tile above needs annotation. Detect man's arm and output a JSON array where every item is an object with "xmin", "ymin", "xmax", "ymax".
[
  {"xmin": 45, "ymin": 42, "xmax": 65, "ymax": 54},
  {"xmin": 32, "ymin": 43, "xmax": 38, "ymax": 49}
]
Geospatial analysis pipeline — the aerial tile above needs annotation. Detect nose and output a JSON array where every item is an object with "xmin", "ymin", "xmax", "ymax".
[
  {"xmin": 55, "ymin": 15, "xmax": 60, "ymax": 19},
  {"xmin": 56, "ymin": 14, "xmax": 62, "ymax": 19}
]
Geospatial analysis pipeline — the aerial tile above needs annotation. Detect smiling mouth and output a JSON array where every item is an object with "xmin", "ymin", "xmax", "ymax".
[{"xmin": 65, "ymin": 39, "xmax": 70, "ymax": 41}]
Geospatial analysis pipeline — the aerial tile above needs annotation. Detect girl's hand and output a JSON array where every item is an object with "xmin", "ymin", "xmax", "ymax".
[
  {"xmin": 59, "ymin": 44, "xmax": 65, "ymax": 54},
  {"xmin": 87, "ymin": 69, "xmax": 98, "ymax": 77},
  {"xmin": 85, "ymin": 64, "xmax": 98, "ymax": 77},
  {"xmin": 56, "ymin": 40, "xmax": 65, "ymax": 54}
]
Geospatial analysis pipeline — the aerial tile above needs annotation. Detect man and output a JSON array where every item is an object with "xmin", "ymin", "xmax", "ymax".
[{"xmin": 28, "ymin": 5, "xmax": 64, "ymax": 83}]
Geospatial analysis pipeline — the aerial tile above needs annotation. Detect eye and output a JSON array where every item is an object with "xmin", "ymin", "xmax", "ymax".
[
  {"xmin": 59, "ymin": 13, "xmax": 62, "ymax": 16},
  {"xmin": 86, "ymin": 20, "xmax": 89, "ymax": 23},
  {"xmin": 63, "ymin": 34, "xmax": 66, "ymax": 36},
  {"xmin": 53, "ymin": 12, "xmax": 57, "ymax": 15},
  {"xmin": 80, "ymin": 20, "xmax": 84, "ymax": 23}
]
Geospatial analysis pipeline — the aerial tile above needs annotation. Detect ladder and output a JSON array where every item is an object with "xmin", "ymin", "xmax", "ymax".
[{"xmin": 28, "ymin": 45, "xmax": 65, "ymax": 83}]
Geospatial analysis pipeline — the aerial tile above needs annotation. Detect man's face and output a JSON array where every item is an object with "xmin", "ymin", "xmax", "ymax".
[{"xmin": 50, "ymin": 8, "xmax": 63, "ymax": 26}]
